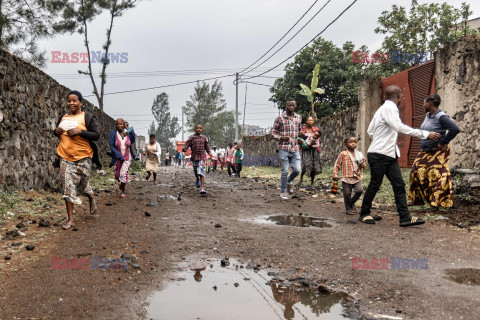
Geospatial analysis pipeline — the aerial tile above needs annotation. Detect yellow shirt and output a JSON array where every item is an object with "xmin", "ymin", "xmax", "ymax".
[{"xmin": 56, "ymin": 112, "xmax": 93, "ymax": 161}]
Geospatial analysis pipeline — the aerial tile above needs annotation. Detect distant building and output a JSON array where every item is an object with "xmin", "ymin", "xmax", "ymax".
[
  {"xmin": 467, "ymin": 17, "xmax": 480, "ymax": 34},
  {"xmin": 243, "ymin": 124, "xmax": 267, "ymax": 136}
]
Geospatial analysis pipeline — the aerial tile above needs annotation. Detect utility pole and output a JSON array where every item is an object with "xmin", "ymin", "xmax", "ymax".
[
  {"xmin": 242, "ymin": 84, "xmax": 247, "ymax": 136},
  {"xmin": 181, "ymin": 107, "xmax": 184, "ymax": 141},
  {"xmin": 235, "ymin": 72, "xmax": 239, "ymax": 142}
]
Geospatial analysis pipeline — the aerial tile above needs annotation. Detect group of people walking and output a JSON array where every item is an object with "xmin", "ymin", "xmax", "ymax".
[
  {"xmin": 271, "ymin": 85, "xmax": 459, "ymax": 228},
  {"xmin": 54, "ymin": 85, "xmax": 459, "ymax": 230}
]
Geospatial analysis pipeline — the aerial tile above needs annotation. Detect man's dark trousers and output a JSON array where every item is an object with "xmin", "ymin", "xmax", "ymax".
[{"xmin": 360, "ymin": 152, "xmax": 410, "ymax": 222}]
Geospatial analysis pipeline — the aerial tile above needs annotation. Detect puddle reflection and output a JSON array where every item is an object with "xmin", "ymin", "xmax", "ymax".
[
  {"xmin": 146, "ymin": 261, "xmax": 352, "ymax": 319},
  {"xmin": 267, "ymin": 215, "xmax": 334, "ymax": 228}
]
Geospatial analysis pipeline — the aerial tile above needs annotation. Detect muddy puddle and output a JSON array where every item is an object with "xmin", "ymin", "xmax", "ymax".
[
  {"xmin": 146, "ymin": 260, "xmax": 353, "ymax": 319},
  {"xmin": 266, "ymin": 215, "xmax": 335, "ymax": 228},
  {"xmin": 445, "ymin": 268, "xmax": 480, "ymax": 285}
]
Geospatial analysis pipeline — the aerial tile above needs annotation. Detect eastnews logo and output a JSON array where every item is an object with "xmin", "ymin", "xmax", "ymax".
[
  {"xmin": 351, "ymin": 257, "xmax": 429, "ymax": 270},
  {"xmin": 351, "ymin": 51, "xmax": 431, "ymax": 64},
  {"xmin": 51, "ymin": 257, "xmax": 128, "ymax": 270},
  {"xmin": 51, "ymin": 51, "xmax": 129, "ymax": 64}
]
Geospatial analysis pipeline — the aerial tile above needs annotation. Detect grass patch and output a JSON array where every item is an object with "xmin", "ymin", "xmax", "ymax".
[
  {"xmin": 0, "ymin": 192, "xmax": 26, "ymax": 219},
  {"xmin": 243, "ymin": 165, "xmax": 412, "ymax": 206}
]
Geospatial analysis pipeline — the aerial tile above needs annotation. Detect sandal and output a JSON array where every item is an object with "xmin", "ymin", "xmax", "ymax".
[
  {"xmin": 359, "ymin": 215, "xmax": 376, "ymax": 224},
  {"xmin": 62, "ymin": 223, "xmax": 75, "ymax": 230},
  {"xmin": 119, "ymin": 194, "xmax": 126, "ymax": 198},
  {"xmin": 399, "ymin": 216, "xmax": 425, "ymax": 227}
]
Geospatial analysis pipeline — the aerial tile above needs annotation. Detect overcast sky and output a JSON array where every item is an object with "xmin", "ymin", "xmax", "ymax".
[{"xmin": 38, "ymin": 0, "xmax": 480, "ymax": 140}]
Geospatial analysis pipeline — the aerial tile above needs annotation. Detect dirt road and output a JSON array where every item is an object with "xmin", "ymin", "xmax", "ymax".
[{"xmin": 1, "ymin": 167, "xmax": 479, "ymax": 319}]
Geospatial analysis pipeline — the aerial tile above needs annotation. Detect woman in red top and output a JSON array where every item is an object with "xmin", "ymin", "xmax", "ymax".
[{"xmin": 297, "ymin": 117, "xmax": 322, "ymax": 189}]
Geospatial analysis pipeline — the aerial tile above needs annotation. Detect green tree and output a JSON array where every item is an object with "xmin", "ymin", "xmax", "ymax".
[
  {"xmin": 0, "ymin": 0, "xmax": 65, "ymax": 67},
  {"xmin": 375, "ymin": 0, "xmax": 477, "ymax": 72},
  {"xmin": 270, "ymin": 37, "xmax": 366, "ymax": 119},
  {"xmin": 185, "ymin": 81, "xmax": 238, "ymax": 146},
  {"xmin": 55, "ymin": 0, "xmax": 139, "ymax": 110},
  {"xmin": 150, "ymin": 93, "xmax": 181, "ymax": 155}
]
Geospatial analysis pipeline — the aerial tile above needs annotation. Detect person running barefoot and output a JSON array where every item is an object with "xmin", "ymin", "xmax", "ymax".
[
  {"xmin": 143, "ymin": 134, "xmax": 161, "ymax": 184},
  {"xmin": 109, "ymin": 118, "xmax": 132, "ymax": 198},
  {"xmin": 182, "ymin": 124, "xmax": 212, "ymax": 195},
  {"xmin": 54, "ymin": 90, "xmax": 100, "ymax": 230}
]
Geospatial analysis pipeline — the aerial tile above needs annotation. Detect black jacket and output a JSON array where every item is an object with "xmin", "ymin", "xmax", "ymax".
[{"xmin": 54, "ymin": 111, "xmax": 102, "ymax": 169}]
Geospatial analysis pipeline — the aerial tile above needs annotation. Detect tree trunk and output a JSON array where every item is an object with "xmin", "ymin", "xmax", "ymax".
[{"xmin": 83, "ymin": 17, "xmax": 101, "ymax": 109}]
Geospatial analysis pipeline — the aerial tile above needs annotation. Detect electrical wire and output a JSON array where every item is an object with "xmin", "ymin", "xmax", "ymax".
[
  {"xmin": 238, "ymin": 0, "xmax": 320, "ymax": 75},
  {"xmin": 243, "ymin": 0, "xmax": 359, "ymax": 80},
  {"xmin": 84, "ymin": 74, "xmax": 234, "ymax": 97},
  {"xmin": 241, "ymin": 0, "xmax": 332, "ymax": 76}
]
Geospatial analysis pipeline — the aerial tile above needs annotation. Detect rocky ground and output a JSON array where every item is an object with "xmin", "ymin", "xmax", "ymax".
[{"xmin": 0, "ymin": 166, "xmax": 479, "ymax": 320}]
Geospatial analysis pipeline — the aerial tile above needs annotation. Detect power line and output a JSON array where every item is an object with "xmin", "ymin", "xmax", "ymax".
[
  {"xmin": 110, "ymin": 111, "xmax": 279, "ymax": 117},
  {"xmin": 238, "ymin": 0, "xmax": 320, "ymax": 75},
  {"xmin": 84, "ymin": 74, "xmax": 234, "ymax": 97},
  {"xmin": 51, "ymin": 67, "xmax": 284, "ymax": 76},
  {"xmin": 241, "ymin": 0, "xmax": 332, "ymax": 76},
  {"xmin": 243, "ymin": 0, "xmax": 359, "ymax": 80}
]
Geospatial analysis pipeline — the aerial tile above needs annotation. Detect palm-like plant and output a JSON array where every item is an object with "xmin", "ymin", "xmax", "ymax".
[{"xmin": 299, "ymin": 63, "xmax": 325, "ymax": 120}]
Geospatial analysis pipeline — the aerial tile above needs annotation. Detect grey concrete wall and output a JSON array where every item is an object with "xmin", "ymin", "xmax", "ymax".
[
  {"xmin": 0, "ymin": 49, "xmax": 115, "ymax": 192},
  {"xmin": 356, "ymin": 78, "xmax": 382, "ymax": 157},
  {"xmin": 435, "ymin": 38, "xmax": 480, "ymax": 169}
]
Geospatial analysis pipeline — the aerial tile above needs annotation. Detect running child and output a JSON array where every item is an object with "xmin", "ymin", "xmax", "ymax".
[
  {"xmin": 333, "ymin": 137, "xmax": 366, "ymax": 215},
  {"xmin": 182, "ymin": 124, "xmax": 212, "ymax": 195}
]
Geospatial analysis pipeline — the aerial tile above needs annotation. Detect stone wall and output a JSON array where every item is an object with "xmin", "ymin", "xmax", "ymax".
[
  {"xmin": 242, "ymin": 134, "xmax": 279, "ymax": 167},
  {"xmin": 0, "ymin": 49, "xmax": 115, "ymax": 192},
  {"xmin": 435, "ymin": 38, "xmax": 480, "ymax": 169},
  {"xmin": 242, "ymin": 106, "xmax": 359, "ymax": 167},
  {"xmin": 316, "ymin": 106, "xmax": 359, "ymax": 166}
]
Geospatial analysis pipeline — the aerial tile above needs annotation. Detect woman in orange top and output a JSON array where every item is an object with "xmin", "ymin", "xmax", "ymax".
[{"xmin": 54, "ymin": 91, "xmax": 100, "ymax": 230}]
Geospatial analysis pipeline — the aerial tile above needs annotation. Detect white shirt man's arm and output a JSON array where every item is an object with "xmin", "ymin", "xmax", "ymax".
[
  {"xmin": 367, "ymin": 117, "xmax": 375, "ymax": 139},
  {"xmin": 384, "ymin": 104, "xmax": 429, "ymax": 139}
]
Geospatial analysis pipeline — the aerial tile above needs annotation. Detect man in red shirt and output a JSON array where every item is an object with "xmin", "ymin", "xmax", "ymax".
[{"xmin": 183, "ymin": 124, "xmax": 212, "ymax": 195}]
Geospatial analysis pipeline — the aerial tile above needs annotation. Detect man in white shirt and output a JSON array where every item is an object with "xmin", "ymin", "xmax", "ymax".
[{"xmin": 359, "ymin": 85, "xmax": 441, "ymax": 227}]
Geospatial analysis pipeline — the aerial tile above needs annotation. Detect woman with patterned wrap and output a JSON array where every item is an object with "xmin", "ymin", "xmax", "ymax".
[
  {"xmin": 54, "ymin": 90, "xmax": 100, "ymax": 230},
  {"xmin": 408, "ymin": 94, "xmax": 460, "ymax": 209}
]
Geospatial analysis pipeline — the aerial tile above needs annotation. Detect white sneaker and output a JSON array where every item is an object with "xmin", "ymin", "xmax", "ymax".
[
  {"xmin": 280, "ymin": 193, "xmax": 288, "ymax": 200},
  {"xmin": 287, "ymin": 183, "xmax": 294, "ymax": 194}
]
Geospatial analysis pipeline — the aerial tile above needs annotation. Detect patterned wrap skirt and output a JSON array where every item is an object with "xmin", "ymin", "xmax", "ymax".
[
  {"xmin": 60, "ymin": 157, "xmax": 94, "ymax": 205},
  {"xmin": 115, "ymin": 160, "xmax": 132, "ymax": 183},
  {"xmin": 301, "ymin": 147, "xmax": 322, "ymax": 176},
  {"xmin": 408, "ymin": 145, "xmax": 453, "ymax": 208}
]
